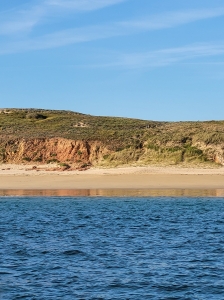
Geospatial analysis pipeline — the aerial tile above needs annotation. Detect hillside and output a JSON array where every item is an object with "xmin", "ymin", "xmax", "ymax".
[{"xmin": 0, "ymin": 108, "xmax": 224, "ymax": 168}]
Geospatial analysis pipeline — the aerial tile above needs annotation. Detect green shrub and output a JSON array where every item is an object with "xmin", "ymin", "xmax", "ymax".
[
  {"xmin": 47, "ymin": 159, "xmax": 58, "ymax": 163},
  {"xmin": 34, "ymin": 157, "xmax": 42, "ymax": 162},
  {"xmin": 23, "ymin": 157, "xmax": 31, "ymax": 162},
  {"xmin": 185, "ymin": 146, "xmax": 203, "ymax": 156},
  {"xmin": 59, "ymin": 162, "xmax": 70, "ymax": 168},
  {"xmin": 147, "ymin": 143, "xmax": 159, "ymax": 151}
]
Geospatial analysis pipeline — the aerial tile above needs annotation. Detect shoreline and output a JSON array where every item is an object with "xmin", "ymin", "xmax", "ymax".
[
  {"xmin": 0, "ymin": 164, "xmax": 224, "ymax": 191},
  {"xmin": 1, "ymin": 188, "xmax": 224, "ymax": 197}
]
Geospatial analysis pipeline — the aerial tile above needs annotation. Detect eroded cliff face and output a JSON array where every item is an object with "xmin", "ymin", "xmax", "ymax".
[
  {"xmin": 1, "ymin": 137, "xmax": 224, "ymax": 167},
  {"xmin": 1, "ymin": 138, "xmax": 111, "ymax": 165}
]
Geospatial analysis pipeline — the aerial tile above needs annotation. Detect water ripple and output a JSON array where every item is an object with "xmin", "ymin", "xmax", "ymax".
[{"xmin": 1, "ymin": 197, "xmax": 224, "ymax": 299}]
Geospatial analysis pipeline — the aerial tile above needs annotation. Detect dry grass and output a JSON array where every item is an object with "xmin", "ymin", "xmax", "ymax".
[{"xmin": 0, "ymin": 108, "xmax": 224, "ymax": 166}]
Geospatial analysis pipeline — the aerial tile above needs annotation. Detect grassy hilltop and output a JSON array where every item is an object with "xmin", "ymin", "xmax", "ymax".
[{"xmin": 0, "ymin": 108, "xmax": 224, "ymax": 167}]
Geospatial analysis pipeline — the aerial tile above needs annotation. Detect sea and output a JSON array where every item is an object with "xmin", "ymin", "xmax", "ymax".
[{"xmin": 1, "ymin": 194, "xmax": 224, "ymax": 299}]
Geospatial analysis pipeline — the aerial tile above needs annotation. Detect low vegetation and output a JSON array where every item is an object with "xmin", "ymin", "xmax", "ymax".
[{"xmin": 0, "ymin": 108, "xmax": 224, "ymax": 166}]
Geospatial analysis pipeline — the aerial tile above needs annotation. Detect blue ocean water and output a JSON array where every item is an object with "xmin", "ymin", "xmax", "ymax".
[{"xmin": 1, "ymin": 197, "xmax": 224, "ymax": 299}]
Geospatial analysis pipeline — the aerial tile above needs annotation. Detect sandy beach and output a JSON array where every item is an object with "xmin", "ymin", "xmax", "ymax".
[{"xmin": 0, "ymin": 164, "xmax": 224, "ymax": 191}]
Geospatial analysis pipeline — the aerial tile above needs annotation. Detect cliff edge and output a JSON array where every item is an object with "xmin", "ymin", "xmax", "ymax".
[{"xmin": 0, "ymin": 109, "xmax": 223, "ymax": 168}]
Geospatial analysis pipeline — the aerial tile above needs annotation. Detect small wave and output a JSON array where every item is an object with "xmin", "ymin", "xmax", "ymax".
[
  {"xmin": 62, "ymin": 249, "xmax": 84, "ymax": 256},
  {"xmin": 0, "ymin": 271, "xmax": 12, "ymax": 275}
]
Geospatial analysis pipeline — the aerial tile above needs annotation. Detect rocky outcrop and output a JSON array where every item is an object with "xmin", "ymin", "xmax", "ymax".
[{"xmin": 1, "ymin": 138, "xmax": 111, "ymax": 165}]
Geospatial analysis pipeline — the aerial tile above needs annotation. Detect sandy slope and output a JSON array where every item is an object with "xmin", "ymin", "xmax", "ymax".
[{"xmin": 1, "ymin": 163, "xmax": 224, "ymax": 175}]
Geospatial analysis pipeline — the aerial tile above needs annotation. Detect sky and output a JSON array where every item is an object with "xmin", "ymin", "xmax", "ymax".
[{"xmin": 0, "ymin": 0, "xmax": 224, "ymax": 121}]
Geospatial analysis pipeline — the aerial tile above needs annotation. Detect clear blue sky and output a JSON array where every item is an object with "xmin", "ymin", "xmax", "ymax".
[{"xmin": 0, "ymin": 0, "xmax": 224, "ymax": 121}]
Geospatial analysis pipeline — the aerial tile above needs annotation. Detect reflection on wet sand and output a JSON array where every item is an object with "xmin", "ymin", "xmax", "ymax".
[{"xmin": 0, "ymin": 189, "xmax": 224, "ymax": 197}]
